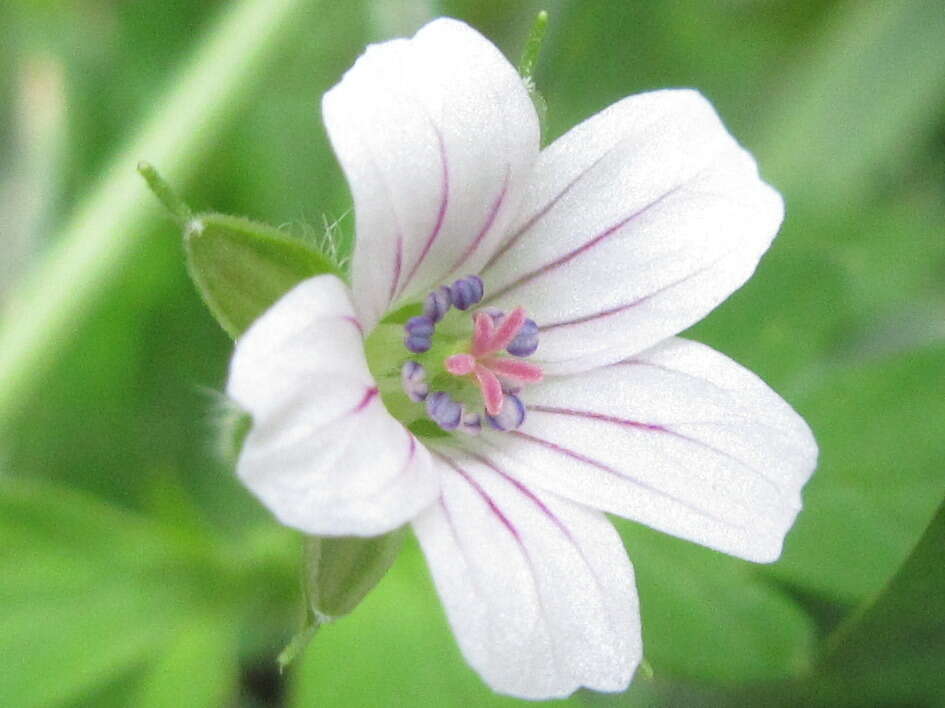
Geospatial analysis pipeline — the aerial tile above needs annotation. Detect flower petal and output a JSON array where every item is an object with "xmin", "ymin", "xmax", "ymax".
[
  {"xmin": 473, "ymin": 338, "xmax": 817, "ymax": 562},
  {"xmin": 323, "ymin": 18, "xmax": 540, "ymax": 330},
  {"xmin": 226, "ymin": 275, "xmax": 438, "ymax": 536},
  {"xmin": 482, "ymin": 89, "xmax": 784, "ymax": 375},
  {"xmin": 413, "ymin": 448, "xmax": 640, "ymax": 699}
]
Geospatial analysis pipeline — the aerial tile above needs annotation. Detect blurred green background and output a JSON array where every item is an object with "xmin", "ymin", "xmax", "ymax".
[{"xmin": 2, "ymin": 0, "xmax": 944, "ymax": 706}]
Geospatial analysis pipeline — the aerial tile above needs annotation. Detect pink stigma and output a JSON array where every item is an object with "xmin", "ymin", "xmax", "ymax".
[
  {"xmin": 445, "ymin": 353, "xmax": 476, "ymax": 376},
  {"xmin": 446, "ymin": 305, "xmax": 543, "ymax": 417}
]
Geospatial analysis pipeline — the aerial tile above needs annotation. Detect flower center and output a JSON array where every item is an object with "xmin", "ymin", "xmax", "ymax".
[{"xmin": 377, "ymin": 275, "xmax": 542, "ymax": 435}]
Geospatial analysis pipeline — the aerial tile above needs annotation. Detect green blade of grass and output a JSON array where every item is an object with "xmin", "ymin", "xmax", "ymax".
[{"xmin": 0, "ymin": 0, "xmax": 318, "ymax": 430}]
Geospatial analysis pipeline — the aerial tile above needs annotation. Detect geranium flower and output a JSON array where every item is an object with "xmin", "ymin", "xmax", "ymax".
[{"xmin": 226, "ymin": 18, "xmax": 817, "ymax": 699}]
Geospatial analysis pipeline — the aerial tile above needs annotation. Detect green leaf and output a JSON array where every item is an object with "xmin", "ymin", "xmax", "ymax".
[
  {"xmin": 0, "ymin": 479, "xmax": 184, "ymax": 707},
  {"xmin": 808, "ymin": 498, "xmax": 945, "ymax": 705},
  {"xmin": 614, "ymin": 521, "xmax": 815, "ymax": 683},
  {"xmin": 767, "ymin": 344, "xmax": 945, "ymax": 602},
  {"xmin": 0, "ymin": 476, "xmax": 291, "ymax": 708},
  {"xmin": 133, "ymin": 616, "xmax": 239, "ymax": 708},
  {"xmin": 184, "ymin": 212, "xmax": 340, "ymax": 338},
  {"xmin": 693, "ymin": 499, "xmax": 945, "ymax": 707},
  {"xmin": 757, "ymin": 0, "xmax": 945, "ymax": 205}
]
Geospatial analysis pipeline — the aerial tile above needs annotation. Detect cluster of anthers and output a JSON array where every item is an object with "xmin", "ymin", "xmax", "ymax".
[{"xmin": 399, "ymin": 275, "xmax": 543, "ymax": 434}]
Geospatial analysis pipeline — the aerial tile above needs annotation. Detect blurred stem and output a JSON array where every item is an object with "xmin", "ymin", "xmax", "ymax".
[
  {"xmin": 0, "ymin": 54, "xmax": 66, "ymax": 301},
  {"xmin": 0, "ymin": 0, "xmax": 318, "ymax": 430}
]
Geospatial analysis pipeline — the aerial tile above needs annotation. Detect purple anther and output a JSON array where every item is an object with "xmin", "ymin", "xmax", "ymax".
[
  {"xmin": 404, "ymin": 333, "xmax": 431, "ymax": 353},
  {"xmin": 506, "ymin": 318, "xmax": 539, "ymax": 357},
  {"xmin": 478, "ymin": 306, "xmax": 504, "ymax": 325},
  {"xmin": 466, "ymin": 275, "xmax": 484, "ymax": 302},
  {"xmin": 423, "ymin": 286, "xmax": 452, "ymax": 323},
  {"xmin": 500, "ymin": 378, "xmax": 523, "ymax": 395},
  {"xmin": 459, "ymin": 409, "xmax": 482, "ymax": 436},
  {"xmin": 405, "ymin": 315, "xmax": 435, "ymax": 337},
  {"xmin": 451, "ymin": 275, "xmax": 484, "ymax": 311},
  {"xmin": 486, "ymin": 394, "xmax": 526, "ymax": 431},
  {"xmin": 426, "ymin": 391, "xmax": 462, "ymax": 430},
  {"xmin": 401, "ymin": 361, "xmax": 429, "ymax": 402}
]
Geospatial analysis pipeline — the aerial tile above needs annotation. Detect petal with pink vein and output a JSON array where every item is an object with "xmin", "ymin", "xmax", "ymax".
[
  {"xmin": 472, "ymin": 337, "xmax": 817, "ymax": 562},
  {"xmin": 227, "ymin": 275, "xmax": 439, "ymax": 536},
  {"xmin": 483, "ymin": 90, "xmax": 784, "ymax": 375},
  {"xmin": 413, "ymin": 449, "xmax": 640, "ymax": 699},
  {"xmin": 323, "ymin": 19, "xmax": 539, "ymax": 329}
]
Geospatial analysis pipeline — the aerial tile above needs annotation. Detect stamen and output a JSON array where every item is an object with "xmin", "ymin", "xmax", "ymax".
[
  {"xmin": 404, "ymin": 314, "xmax": 434, "ymax": 353},
  {"xmin": 487, "ymin": 394, "xmax": 526, "ymax": 431},
  {"xmin": 423, "ymin": 285, "xmax": 452, "ymax": 323},
  {"xmin": 506, "ymin": 317, "xmax": 539, "ymax": 357},
  {"xmin": 459, "ymin": 409, "xmax": 482, "ymax": 436},
  {"xmin": 405, "ymin": 315, "xmax": 434, "ymax": 337},
  {"xmin": 410, "ymin": 278, "xmax": 540, "ymax": 435},
  {"xmin": 404, "ymin": 334, "xmax": 432, "ymax": 353},
  {"xmin": 401, "ymin": 361, "xmax": 428, "ymax": 402},
  {"xmin": 478, "ymin": 307, "xmax": 504, "ymax": 324},
  {"xmin": 501, "ymin": 379, "xmax": 523, "ymax": 395},
  {"xmin": 426, "ymin": 391, "xmax": 462, "ymax": 430},
  {"xmin": 450, "ymin": 275, "xmax": 484, "ymax": 310}
]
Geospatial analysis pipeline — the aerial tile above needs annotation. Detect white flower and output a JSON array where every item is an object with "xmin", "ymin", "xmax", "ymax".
[{"xmin": 226, "ymin": 18, "xmax": 817, "ymax": 699}]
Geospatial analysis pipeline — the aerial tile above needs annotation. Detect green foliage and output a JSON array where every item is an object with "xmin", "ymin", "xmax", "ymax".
[
  {"xmin": 811, "ymin": 500, "xmax": 945, "ymax": 705},
  {"xmin": 615, "ymin": 523, "xmax": 816, "ymax": 683},
  {"xmin": 768, "ymin": 344, "xmax": 945, "ymax": 602},
  {"xmin": 133, "ymin": 617, "xmax": 239, "ymax": 708},
  {"xmin": 0, "ymin": 478, "xmax": 236, "ymax": 707},
  {"xmin": 1, "ymin": 0, "xmax": 944, "ymax": 705}
]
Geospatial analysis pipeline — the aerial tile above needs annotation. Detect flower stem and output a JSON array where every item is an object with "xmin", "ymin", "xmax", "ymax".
[{"xmin": 0, "ymin": 0, "xmax": 318, "ymax": 431}]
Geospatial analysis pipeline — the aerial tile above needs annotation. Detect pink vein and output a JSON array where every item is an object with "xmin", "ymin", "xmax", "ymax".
[
  {"xmin": 437, "ymin": 450, "xmax": 621, "ymax": 651},
  {"xmin": 448, "ymin": 167, "xmax": 510, "ymax": 275},
  {"xmin": 483, "ymin": 143, "xmax": 620, "ymax": 272},
  {"xmin": 483, "ymin": 184, "xmax": 684, "ymax": 304},
  {"xmin": 466, "ymin": 450, "xmax": 574, "ymax": 541},
  {"xmin": 526, "ymin": 404, "xmax": 780, "ymax": 495},
  {"xmin": 438, "ymin": 453, "xmax": 519, "ymax": 539},
  {"xmin": 509, "ymin": 429, "xmax": 739, "ymax": 528},
  {"xmin": 538, "ymin": 255, "xmax": 724, "ymax": 331},
  {"xmin": 388, "ymin": 233, "xmax": 404, "ymax": 302},
  {"xmin": 359, "ymin": 430, "xmax": 420, "ymax": 503},
  {"xmin": 398, "ymin": 126, "xmax": 449, "ymax": 298},
  {"xmin": 342, "ymin": 316, "xmax": 364, "ymax": 336},
  {"xmin": 352, "ymin": 386, "xmax": 379, "ymax": 414}
]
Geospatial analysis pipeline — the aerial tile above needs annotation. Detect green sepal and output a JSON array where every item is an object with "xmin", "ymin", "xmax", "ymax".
[
  {"xmin": 184, "ymin": 212, "xmax": 341, "ymax": 338},
  {"xmin": 304, "ymin": 528, "xmax": 407, "ymax": 620},
  {"xmin": 213, "ymin": 396, "xmax": 252, "ymax": 465},
  {"xmin": 518, "ymin": 10, "xmax": 550, "ymax": 144},
  {"xmin": 278, "ymin": 529, "xmax": 407, "ymax": 669},
  {"xmin": 276, "ymin": 620, "xmax": 319, "ymax": 674}
]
